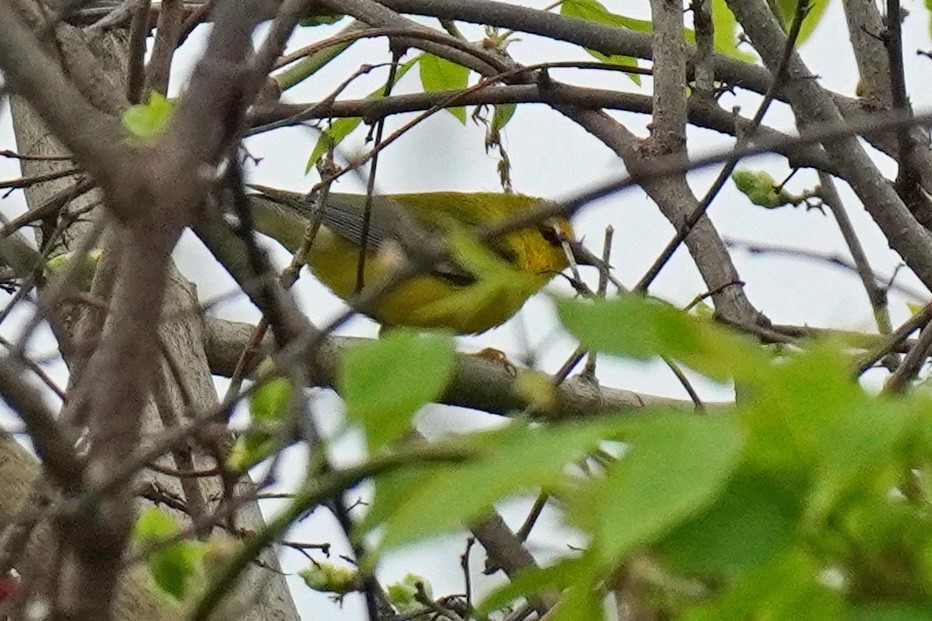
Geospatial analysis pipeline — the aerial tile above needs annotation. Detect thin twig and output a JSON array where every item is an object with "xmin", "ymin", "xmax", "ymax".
[{"xmin": 883, "ymin": 322, "xmax": 932, "ymax": 392}]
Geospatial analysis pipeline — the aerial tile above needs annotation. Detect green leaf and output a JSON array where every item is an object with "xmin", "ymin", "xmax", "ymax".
[
  {"xmin": 927, "ymin": 0, "xmax": 932, "ymax": 41},
  {"xmin": 226, "ymin": 430, "xmax": 277, "ymax": 472},
  {"xmin": 122, "ymin": 91, "xmax": 174, "ymax": 141},
  {"xmin": 249, "ymin": 377, "xmax": 292, "ymax": 424},
  {"xmin": 805, "ymin": 398, "xmax": 914, "ymax": 527},
  {"xmin": 45, "ymin": 248, "xmax": 103, "ymax": 291},
  {"xmin": 548, "ymin": 581, "xmax": 605, "ymax": 621},
  {"xmin": 307, "ymin": 116, "xmax": 364, "ymax": 172},
  {"xmin": 386, "ymin": 574, "xmax": 431, "ymax": 613},
  {"xmin": 558, "ymin": 10, "xmax": 640, "ymax": 80},
  {"xmin": 340, "ymin": 330, "xmax": 455, "ymax": 449},
  {"xmin": 682, "ymin": 550, "xmax": 843, "ymax": 621},
  {"xmin": 559, "ymin": 0, "xmax": 621, "ymax": 28},
  {"xmin": 711, "ymin": 0, "xmax": 756, "ymax": 62},
  {"xmin": 225, "ymin": 377, "xmax": 293, "ymax": 471},
  {"xmin": 362, "ymin": 419, "xmax": 621, "ymax": 555},
  {"xmin": 307, "ymin": 56, "xmax": 420, "ymax": 171},
  {"xmin": 557, "ymin": 294, "xmax": 768, "ymax": 382},
  {"xmin": 559, "ymin": 0, "xmax": 645, "ymax": 84},
  {"xmin": 849, "ymin": 603, "xmax": 932, "ymax": 621},
  {"xmin": 133, "ymin": 508, "xmax": 205, "ymax": 601},
  {"xmin": 741, "ymin": 343, "xmax": 865, "ymax": 477},
  {"xmin": 299, "ymin": 14, "xmax": 344, "ymax": 27},
  {"xmin": 583, "ymin": 49, "xmax": 643, "ymax": 84},
  {"xmin": 492, "ymin": 103, "xmax": 516, "ymax": 134},
  {"xmin": 569, "ymin": 412, "xmax": 744, "ymax": 565},
  {"xmin": 148, "ymin": 541, "xmax": 205, "ymax": 601},
  {"xmin": 774, "ymin": 0, "xmax": 831, "ymax": 46},
  {"xmin": 689, "ymin": 299, "xmax": 714, "ymax": 319},
  {"xmin": 418, "ymin": 53, "xmax": 469, "ymax": 93},
  {"xmin": 559, "ymin": 0, "xmax": 698, "ymax": 83},
  {"xmin": 476, "ymin": 557, "xmax": 594, "ymax": 615},
  {"xmin": 418, "ymin": 53, "xmax": 469, "ymax": 123},
  {"xmin": 134, "ymin": 507, "xmax": 179, "ymax": 542},
  {"xmin": 657, "ymin": 469, "xmax": 798, "ymax": 576}
]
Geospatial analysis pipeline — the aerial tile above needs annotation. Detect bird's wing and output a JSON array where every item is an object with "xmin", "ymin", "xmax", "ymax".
[
  {"xmin": 320, "ymin": 193, "xmax": 397, "ymax": 251},
  {"xmin": 321, "ymin": 194, "xmax": 478, "ymax": 286},
  {"xmin": 249, "ymin": 188, "xmax": 477, "ymax": 286}
]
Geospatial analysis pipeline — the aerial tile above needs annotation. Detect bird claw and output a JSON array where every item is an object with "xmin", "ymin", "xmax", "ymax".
[{"xmin": 474, "ymin": 347, "xmax": 517, "ymax": 377}]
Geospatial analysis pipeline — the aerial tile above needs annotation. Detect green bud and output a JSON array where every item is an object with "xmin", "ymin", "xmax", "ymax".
[
  {"xmin": 731, "ymin": 168, "xmax": 792, "ymax": 209},
  {"xmin": 299, "ymin": 563, "xmax": 359, "ymax": 595},
  {"xmin": 386, "ymin": 574, "xmax": 431, "ymax": 613}
]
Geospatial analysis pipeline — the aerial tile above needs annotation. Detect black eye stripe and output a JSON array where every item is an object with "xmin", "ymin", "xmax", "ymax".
[{"xmin": 539, "ymin": 224, "xmax": 563, "ymax": 246}]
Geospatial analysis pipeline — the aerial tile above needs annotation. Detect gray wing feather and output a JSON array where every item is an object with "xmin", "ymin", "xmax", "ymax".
[
  {"xmin": 249, "ymin": 188, "xmax": 476, "ymax": 286},
  {"xmin": 319, "ymin": 194, "xmax": 399, "ymax": 250}
]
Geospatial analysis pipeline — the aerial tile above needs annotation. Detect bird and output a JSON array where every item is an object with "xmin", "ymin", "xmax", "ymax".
[{"xmin": 246, "ymin": 187, "xmax": 590, "ymax": 334}]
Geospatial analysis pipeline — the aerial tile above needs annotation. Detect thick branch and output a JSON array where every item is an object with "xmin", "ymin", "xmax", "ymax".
[
  {"xmin": 649, "ymin": 0, "xmax": 688, "ymax": 150},
  {"xmin": 204, "ymin": 316, "xmax": 713, "ymax": 419},
  {"xmin": 249, "ymin": 86, "xmax": 837, "ymax": 173}
]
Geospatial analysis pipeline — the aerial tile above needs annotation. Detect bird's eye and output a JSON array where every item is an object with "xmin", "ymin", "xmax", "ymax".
[{"xmin": 539, "ymin": 223, "xmax": 564, "ymax": 247}]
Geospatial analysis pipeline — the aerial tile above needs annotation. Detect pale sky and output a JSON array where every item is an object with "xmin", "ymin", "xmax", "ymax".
[{"xmin": 2, "ymin": 1, "xmax": 932, "ymax": 618}]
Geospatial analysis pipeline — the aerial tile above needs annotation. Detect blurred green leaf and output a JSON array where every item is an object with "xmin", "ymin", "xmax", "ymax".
[
  {"xmin": 148, "ymin": 541, "xmax": 204, "ymax": 601},
  {"xmin": 805, "ymin": 398, "xmax": 914, "ymax": 526},
  {"xmin": 249, "ymin": 377, "xmax": 292, "ymax": 424},
  {"xmin": 226, "ymin": 430, "xmax": 277, "ymax": 472},
  {"xmin": 225, "ymin": 377, "xmax": 293, "ymax": 471},
  {"xmin": 298, "ymin": 563, "xmax": 360, "ymax": 595},
  {"xmin": 134, "ymin": 507, "xmax": 178, "ymax": 542},
  {"xmin": 133, "ymin": 508, "xmax": 204, "ymax": 601},
  {"xmin": 557, "ymin": 294, "xmax": 768, "ymax": 382},
  {"xmin": 307, "ymin": 116, "xmax": 363, "ymax": 172},
  {"xmin": 45, "ymin": 248, "xmax": 102, "ymax": 291},
  {"xmin": 300, "ymin": 563, "xmax": 359, "ymax": 594},
  {"xmin": 658, "ymin": 469, "xmax": 799, "ymax": 576},
  {"xmin": 927, "ymin": 0, "xmax": 932, "ymax": 40},
  {"xmin": 402, "ymin": 226, "xmax": 541, "ymax": 332},
  {"xmin": 559, "ymin": 0, "xmax": 650, "ymax": 84},
  {"xmin": 122, "ymin": 91, "xmax": 174, "ymax": 141},
  {"xmin": 849, "ymin": 603, "xmax": 932, "ymax": 621},
  {"xmin": 711, "ymin": 0, "xmax": 756, "ymax": 61},
  {"xmin": 299, "ymin": 14, "xmax": 344, "ymax": 27},
  {"xmin": 740, "ymin": 343, "xmax": 864, "ymax": 477},
  {"xmin": 363, "ymin": 419, "xmax": 621, "ymax": 554},
  {"xmin": 682, "ymin": 550, "xmax": 843, "ymax": 620},
  {"xmin": 340, "ymin": 330, "xmax": 454, "ymax": 449},
  {"xmin": 492, "ymin": 103, "xmax": 516, "ymax": 134},
  {"xmin": 570, "ymin": 412, "xmax": 743, "ymax": 565},
  {"xmin": 774, "ymin": 0, "xmax": 831, "ymax": 45},
  {"xmin": 688, "ymin": 299, "xmax": 714, "ymax": 319},
  {"xmin": 386, "ymin": 574, "xmax": 431, "ymax": 613},
  {"xmin": 547, "ymin": 581, "xmax": 605, "ymax": 621},
  {"xmin": 477, "ymin": 556, "xmax": 594, "ymax": 615},
  {"xmin": 419, "ymin": 53, "xmax": 469, "ymax": 123}
]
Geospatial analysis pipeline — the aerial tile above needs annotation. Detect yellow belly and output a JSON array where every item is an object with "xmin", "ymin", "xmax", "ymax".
[{"xmin": 306, "ymin": 228, "xmax": 550, "ymax": 334}]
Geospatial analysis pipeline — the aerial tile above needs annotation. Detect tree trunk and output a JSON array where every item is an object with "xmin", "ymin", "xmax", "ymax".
[{"xmin": 4, "ymin": 9, "xmax": 298, "ymax": 621}]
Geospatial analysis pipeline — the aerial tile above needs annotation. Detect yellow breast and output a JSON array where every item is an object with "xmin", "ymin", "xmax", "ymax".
[{"xmin": 306, "ymin": 221, "xmax": 567, "ymax": 334}]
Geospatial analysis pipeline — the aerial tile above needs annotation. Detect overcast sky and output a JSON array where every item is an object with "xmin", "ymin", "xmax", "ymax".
[{"xmin": 3, "ymin": 1, "xmax": 932, "ymax": 618}]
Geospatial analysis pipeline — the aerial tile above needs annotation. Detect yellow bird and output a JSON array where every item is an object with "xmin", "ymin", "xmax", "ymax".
[{"xmin": 247, "ymin": 188, "xmax": 589, "ymax": 334}]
